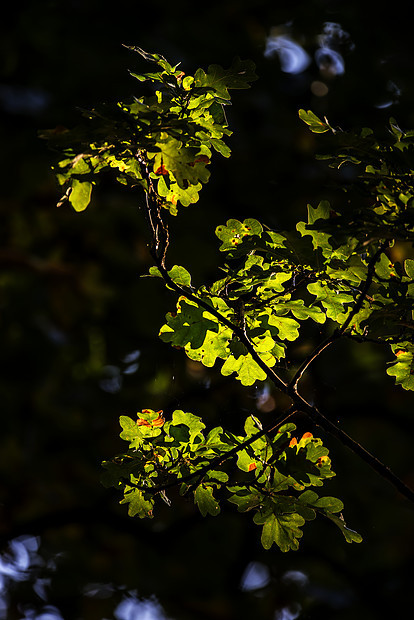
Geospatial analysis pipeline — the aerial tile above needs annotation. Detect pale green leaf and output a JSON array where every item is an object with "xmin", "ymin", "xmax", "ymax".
[{"xmin": 69, "ymin": 179, "xmax": 92, "ymax": 212}]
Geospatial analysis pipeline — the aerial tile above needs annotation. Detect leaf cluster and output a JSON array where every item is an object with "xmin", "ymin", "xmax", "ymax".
[
  {"xmin": 300, "ymin": 109, "xmax": 414, "ymax": 242},
  {"xmin": 47, "ymin": 50, "xmax": 414, "ymax": 553},
  {"xmin": 41, "ymin": 47, "xmax": 257, "ymax": 214},
  {"xmin": 299, "ymin": 111, "xmax": 414, "ymax": 388},
  {"xmin": 154, "ymin": 207, "xmax": 414, "ymax": 388},
  {"xmin": 102, "ymin": 410, "xmax": 360, "ymax": 551}
]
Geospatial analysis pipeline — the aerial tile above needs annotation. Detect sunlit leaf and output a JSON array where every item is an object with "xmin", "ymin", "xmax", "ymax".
[
  {"xmin": 69, "ymin": 179, "xmax": 92, "ymax": 212},
  {"xmin": 254, "ymin": 510, "xmax": 305, "ymax": 552},
  {"xmin": 299, "ymin": 109, "xmax": 331, "ymax": 133}
]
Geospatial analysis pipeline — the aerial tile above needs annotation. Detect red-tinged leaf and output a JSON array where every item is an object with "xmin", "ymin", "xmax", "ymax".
[
  {"xmin": 248, "ymin": 462, "xmax": 257, "ymax": 472},
  {"xmin": 155, "ymin": 164, "xmax": 169, "ymax": 175},
  {"xmin": 137, "ymin": 410, "xmax": 165, "ymax": 427},
  {"xmin": 302, "ymin": 432, "xmax": 313, "ymax": 439},
  {"xmin": 317, "ymin": 456, "xmax": 329, "ymax": 467},
  {"xmin": 289, "ymin": 437, "xmax": 297, "ymax": 447},
  {"xmin": 136, "ymin": 419, "xmax": 151, "ymax": 427},
  {"xmin": 152, "ymin": 414, "xmax": 165, "ymax": 427}
]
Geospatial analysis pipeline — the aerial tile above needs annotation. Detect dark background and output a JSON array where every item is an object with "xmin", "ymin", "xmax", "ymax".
[{"xmin": 1, "ymin": 1, "xmax": 413, "ymax": 618}]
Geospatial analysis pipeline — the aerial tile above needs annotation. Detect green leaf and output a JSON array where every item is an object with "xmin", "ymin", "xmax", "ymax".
[
  {"xmin": 194, "ymin": 57, "xmax": 258, "ymax": 101},
  {"xmin": 101, "ymin": 458, "xmax": 136, "ymax": 489},
  {"xmin": 204, "ymin": 470, "xmax": 229, "ymax": 483},
  {"xmin": 157, "ymin": 175, "xmax": 202, "ymax": 210},
  {"xmin": 254, "ymin": 510, "xmax": 305, "ymax": 552},
  {"xmin": 119, "ymin": 415, "xmax": 143, "ymax": 447},
  {"xmin": 167, "ymin": 265, "xmax": 192, "ymax": 287},
  {"xmin": 149, "ymin": 135, "xmax": 210, "ymax": 189},
  {"xmin": 404, "ymin": 258, "xmax": 414, "ymax": 279},
  {"xmin": 125, "ymin": 46, "xmax": 177, "ymax": 74},
  {"xmin": 298, "ymin": 489, "xmax": 319, "ymax": 504},
  {"xmin": 275, "ymin": 299, "xmax": 326, "ymax": 324},
  {"xmin": 205, "ymin": 426, "xmax": 234, "ymax": 452},
  {"xmin": 69, "ymin": 179, "xmax": 92, "ymax": 211},
  {"xmin": 120, "ymin": 487, "xmax": 154, "ymax": 518},
  {"xmin": 160, "ymin": 297, "xmax": 221, "ymax": 350},
  {"xmin": 236, "ymin": 448, "xmax": 258, "ymax": 473},
  {"xmin": 194, "ymin": 484, "xmax": 221, "ymax": 516},
  {"xmin": 314, "ymin": 496, "xmax": 344, "ymax": 513},
  {"xmin": 169, "ymin": 410, "xmax": 206, "ymax": 443},
  {"xmin": 375, "ymin": 253, "xmax": 396, "ymax": 280},
  {"xmin": 326, "ymin": 255, "xmax": 367, "ymax": 285},
  {"xmin": 221, "ymin": 351, "xmax": 267, "ymax": 385},
  {"xmin": 215, "ymin": 218, "xmax": 263, "ymax": 251},
  {"xmin": 387, "ymin": 343, "xmax": 414, "ymax": 391},
  {"xmin": 298, "ymin": 490, "xmax": 343, "ymax": 513},
  {"xmin": 119, "ymin": 413, "xmax": 163, "ymax": 448},
  {"xmin": 210, "ymin": 137, "xmax": 231, "ymax": 157},
  {"xmin": 299, "ymin": 109, "xmax": 331, "ymax": 133},
  {"xmin": 296, "ymin": 201, "xmax": 334, "ymax": 256},
  {"xmin": 267, "ymin": 314, "xmax": 300, "ymax": 341},
  {"xmin": 228, "ymin": 487, "xmax": 263, "ymax": 512},
  {"xmin": 257, "ymin": 272, "xmax": 292, "ymax": 293},
  {"xmin": 307, "ymin": 280, "xmax": 353, "ymax": 323},
  {"xmin": 327, "ymin": 514, "xmax": 363, "ymax": 543}
]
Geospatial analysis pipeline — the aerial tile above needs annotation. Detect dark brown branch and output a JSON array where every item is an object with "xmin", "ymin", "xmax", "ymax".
[{"xmin": 296, "ymin": 394, "xmax": 414, "ymax": 503}]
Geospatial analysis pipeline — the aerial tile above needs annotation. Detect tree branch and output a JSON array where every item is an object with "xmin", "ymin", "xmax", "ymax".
[
  {"xmin": 313, "ymin": 408, "xmax": 414, "ymax": 502},
  {"xmin": 291, "ymin": 391, "xmax": 414, "ymax": 503},
  {"xmin": 140, "ymin": 181, "xmax": 414, "ymax": 505},
  {"xmin": 141, "ymin": 182, "xmax": 288, "ymax": 392}
]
